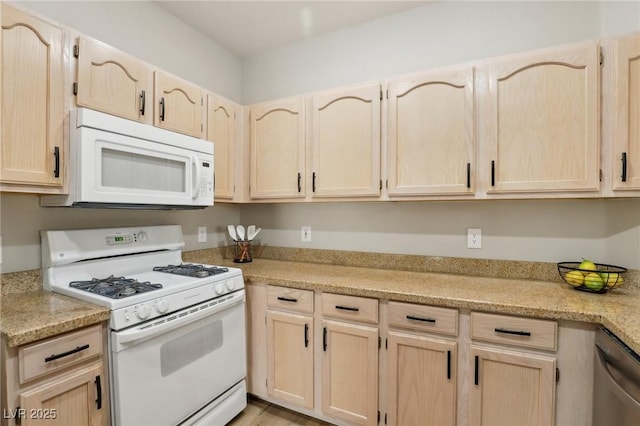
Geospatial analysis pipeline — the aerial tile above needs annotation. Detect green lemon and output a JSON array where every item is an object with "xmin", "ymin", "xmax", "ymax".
[{"xmin": 584, "ymin": 272, "xmax": 605, "ymax": 291}]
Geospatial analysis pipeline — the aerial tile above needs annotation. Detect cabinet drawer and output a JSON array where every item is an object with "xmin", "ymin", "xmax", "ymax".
[
  {"xmin": 18, "ymin": 325, "xmax": 103, "ymax": 383},
  {"xmin": 267, "ymin": 285, "xmax": 314, "ymax": 314},
  {"xmin": 321, "ymin": 293, "xmax": 378, "ymax": 324},
  {"xmin": 471, "ymin": 312, "xmax": 557, "ymax": 351},
  {"xmin": 388, "ymin": 301, "xmax": 458, "ymax": 336}
]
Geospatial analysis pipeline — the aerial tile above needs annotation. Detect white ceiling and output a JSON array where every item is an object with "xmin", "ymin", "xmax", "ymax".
[{"xmin": 155, "ymin": 1, "xmax": 428, "ymax": 57}]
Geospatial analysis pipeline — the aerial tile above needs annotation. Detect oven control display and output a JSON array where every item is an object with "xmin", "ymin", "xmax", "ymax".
[{"xmin": 106, "ymin": 234, "xmax": 134, "ymax": 245}]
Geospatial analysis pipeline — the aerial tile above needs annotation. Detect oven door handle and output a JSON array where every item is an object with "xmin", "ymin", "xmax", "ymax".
[{"xmin": 113, "ymin": 290, "xmax": 245, "ymax": 351}]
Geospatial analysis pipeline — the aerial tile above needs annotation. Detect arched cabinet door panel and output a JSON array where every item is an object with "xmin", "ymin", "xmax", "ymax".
[
  {"xmin": 387, "ymin": 67, "xmax": 475, "ymax": 196},
  {"xmin": 311, "ymin": 83, "xmax": 381, "ymax": 198},
  {"xmin": 1, "ymin": 4, "xmax": 64, "ymax": 190},
  {"xmin": 249, "ymin": 97, "xmax": 306, "ymax": 199},
  {"xmin": 480, "ymin": 41, "xmax": 600, "ymax": 194},
  {"xmin": 76, "ymin": 36, "xmax": 150, "ymax": 123}
]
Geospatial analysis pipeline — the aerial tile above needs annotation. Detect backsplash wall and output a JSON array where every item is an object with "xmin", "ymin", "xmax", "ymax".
[
  {"xmin": 0, "ymin": 195, "xmax": 240, "ymax": 274},
  {"xmin": 239, "ymin": 199, "xmax": 640, "ymax": 270}
]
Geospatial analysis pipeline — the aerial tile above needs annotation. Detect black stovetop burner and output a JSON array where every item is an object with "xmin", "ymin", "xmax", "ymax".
[
  {"xmin": 69, "ymin": 275, "xmax": 163, "ymax": 299},
  {"xmin": 153, "ymin": 263, "xmax": 229, "ymax": 278}
]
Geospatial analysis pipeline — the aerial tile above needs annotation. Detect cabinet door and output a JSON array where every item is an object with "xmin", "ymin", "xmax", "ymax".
[
  {"xmin": 388, "ymin": 67, "xmax": 475, "ymax": 196},
  {"xmin": 322, "ymin": 320, "xmax": 378, "ymax": 426},
  {"xmin": 266, "ymin": 311, "xmax": 314, "ymax": 409},
  {"xmin": 76, "ymin": 37, "xmax": 150, "ymax": 123},
  {"xmin": 613, "ymin": 33, "xmax": 640, "ymax": 190},
  {"xmin": 312, "ymin": 83, "xmax": 381, "ymax": 197},
  {"xmin": 207, "ymin": 94, "xmax": 237, "ymax": 200},
  {"xmin": 469, "ymin": 345, "xmax": 556, "ymax": 426},
  {"xmin": 154, "ymin": 71, "xmax": 204, "ymax": 138},
  {"xmin": 249, "ymin": 97, "xmax": 305, "ymax": 199},
  {"xmin": 481, "ymin": 41, "xmax": 600, "ymax": 193},
  {"xmin": 387, "ymin": 332, "xmax": 456, "ymax": 426},
  {"xmin": 1, "ymin": 4, "xmax": 64, "ymax": 188},
  {"xmin": 20, "ymin": 363, "xmax": 105, "ymax": 426}
]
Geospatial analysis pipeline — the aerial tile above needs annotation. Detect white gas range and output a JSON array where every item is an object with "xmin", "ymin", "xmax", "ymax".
[{"xmin": 41, "ymin": 225, "xmax": 247, "ymax": 426}]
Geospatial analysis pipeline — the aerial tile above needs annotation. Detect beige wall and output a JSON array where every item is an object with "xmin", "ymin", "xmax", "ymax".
[
  {"xmin": 238, "ymin": 0, "xmax": 640, "ymax": 270},
  {"xmin": 1, "ymin": 1, "xmax": 639, "ymax": 275}
]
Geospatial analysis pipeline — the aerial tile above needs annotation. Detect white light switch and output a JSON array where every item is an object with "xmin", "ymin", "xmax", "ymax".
[
  {"xmin": 198, "ymin": 227, "xmax": 207, "ymax": 243},
  {"xmin": 301, "ymin": 226, "xmax": 311, "ymax": 242},
  {"xmin": 467, "ymin": 228, "xmax": 482, "ymax": 249}
]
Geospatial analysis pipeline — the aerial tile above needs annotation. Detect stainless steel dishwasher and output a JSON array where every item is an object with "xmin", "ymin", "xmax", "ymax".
[{"xmin": 593, "ymin": 326, "xmax": 640, "ymax": 425}]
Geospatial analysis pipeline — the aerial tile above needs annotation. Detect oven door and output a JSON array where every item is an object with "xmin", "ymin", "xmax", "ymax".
[{"xmin": 110, "ymin": 290, "xmax": 246, "ymax": 426}]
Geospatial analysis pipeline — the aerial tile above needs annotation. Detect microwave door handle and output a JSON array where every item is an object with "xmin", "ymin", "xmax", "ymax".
[{"xmin": 192, "ymin": 157, "xmax": 201, "ymax": 199}]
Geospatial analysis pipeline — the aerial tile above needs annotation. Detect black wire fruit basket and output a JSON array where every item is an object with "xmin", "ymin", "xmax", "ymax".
[{"xmin": 557, "ymin": 262, "xmax": 627, "ymax": 294}]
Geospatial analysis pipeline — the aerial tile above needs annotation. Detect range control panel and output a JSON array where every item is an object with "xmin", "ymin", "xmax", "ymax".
[{"xmin": 106, "ymin": 231, "xmax": 148, "ymax": 245}]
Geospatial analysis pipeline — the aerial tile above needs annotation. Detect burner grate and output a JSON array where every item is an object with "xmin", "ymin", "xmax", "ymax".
[
  {"xmin": 69, "ymin": 275, "xmax": 162, "ymax": 299},
  {"xmin": 153, "ymin": 263, "xmax": 229, "ymax": 278}
]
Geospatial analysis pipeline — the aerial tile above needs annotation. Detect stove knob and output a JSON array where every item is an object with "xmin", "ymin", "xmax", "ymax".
[
  {"xmin": 215, "ymin": 282, "xmax": 224, "ymax": 295},
  {"xmin": 225, "ymin": 279, "xmax": 235, "ymax": 291},
  {"xmin": 136, "ymin": 304, "xmax": 151, "ymax": 320},
  {"xmin": 137, "ymin": 231, "xmax": 148, "ymax": 243},
  {"xmin": 156, "ymin": 299, "xmax": 170, "ymax": 314}
]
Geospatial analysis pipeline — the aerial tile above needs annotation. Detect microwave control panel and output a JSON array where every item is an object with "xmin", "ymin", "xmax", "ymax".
[{"xmin": 197, "ymin": 160, "xmax": 214, "ymax": 201}]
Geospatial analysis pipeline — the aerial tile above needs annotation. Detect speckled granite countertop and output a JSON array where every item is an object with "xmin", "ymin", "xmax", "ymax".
[
  {"xmin": 233, "ymin": 258, "xmax": 640, "ymax": 354},
  {"xmin": 0, "ymin": 291, "xmax": 110, "ymax": 347},
  {"xmin": 2, "ymin": 249, "xmax": 638, "ymax": 354}
]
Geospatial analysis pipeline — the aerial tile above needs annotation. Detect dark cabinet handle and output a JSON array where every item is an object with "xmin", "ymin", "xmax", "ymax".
[
  {"xmin": 447, "ymin": 350, "xmax": 451, "ymax": 380},
  {"xmin": 474, "ymin": 355, "xmax": 479, "ymax": 385},
  {"xmin": 490, "ymin": 160, "xmax": 495, "ymax": 187},
  {"xmin": 406, "ymin": 315, "xmax": 435, "ymax": 323},
  {"xmin": 304, "ymin": 324, "xmax": 309, "ymax": 348},
  {"xmin": 140, "ymin": 90, "xmax": 146, "ymax": 116},
  {"xmin": 312, "ymin": 172, "xmax": 317, "ymax": 192},
  {"xmin": 95, "ymin": 375, "xmax": 102, "ymax": 409},
  {"xmin": 277, "ymin": 296, "xmax": 297, "ymax": 303},
  {"xmin": 159, "ymin": 97, "xmax": 165, "ymax": 121},
  {"xmin": 323, "ymin": 327, "xmax": 327, "ymax": 351},
  {"xmin": 494, "ymin": 328, "xmax": 531, "ymax": 337},
  {"xmin": 335, "ymin": 305, "xmax": 359, "ymax": 312},
  {"xmin": 53, "ymin": 146, "xmax": 60, "ymax": 178},
  {"xmin": 297, "ymin": 172, "xmax": 302, "ymax": 193},
  {"xmin": 622, "ymin": 152, "xmax": 627, "ymax": 183},
  {"xmin": 466, "ymin": 163, "xmax": 471, "ymax": 188},
  {"xmin": 44, "ymin": 344, "xmax": 90, "ymax": 363}
]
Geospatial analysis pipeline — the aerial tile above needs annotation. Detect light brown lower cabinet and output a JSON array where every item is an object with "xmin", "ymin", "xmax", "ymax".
[
  {"xmin": 18, "ymin": 362, "xmax": 105, "ymax": 426},
  {"xmin": 469, "ymin": 345, "xmax": 556, "ymax": 426},
  {"xmin": 266, "ymin": 310, "xmax": 314, "ymax": 409},
  {"xmin": 387, "ymin": 331, "xmax": 457, "ymax": 426},
  {"xmin": 1, "ymin": 324, "xmax": 108, "ymax": 426},
  {"xmin": 321, "ymin": 319, "xmax": 378, "ymax": 426}
]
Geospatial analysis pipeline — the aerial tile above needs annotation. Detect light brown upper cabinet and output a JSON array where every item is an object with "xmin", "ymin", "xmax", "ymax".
[
  {"xmin": 612, "ymin": 33, "xmax": 640, "ymax": 191},
  {"xmin": 207, "ymin": 94, "xmax": 238, "ymax": 200},
  {"xmin": 154, "ymin": 71, "xmax": 204, "ymax": 138},
  {"xmin": 479, "ymin": 41, "xmax": 600, "ymax": 194},
  {"xmin": 249, "ymin": 97, "xmax": 306, "ymax": 199},
  {"xmin": 75, "ymin": 36, "xmax": 150, "ymax": 123},
  {"xmin": 387, "ymin": 67, "xmax": 475, "ymax": 196},
  {"xmin": 1, "ymin": 4, "xmax": 64, "ymax": 192},
  {"xmin": 311, "ymin": 83, "xmax": 381, "ymax": 198}
]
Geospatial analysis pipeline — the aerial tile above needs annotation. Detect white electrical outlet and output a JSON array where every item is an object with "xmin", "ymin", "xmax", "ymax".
[
  {"xmin": 301, "ymin": 226, "xmax": 311, "ymax": 242},
  {"xmin": 198, "ymin": 226, "xmax": 207, "ymax": 243},
  {"xmin": 467, "ymin": 228, "xmax": 482, "ymax": 249},
  {"xmin": 0, "ymin": 235, "xmax": 3, "ymax": 264}
]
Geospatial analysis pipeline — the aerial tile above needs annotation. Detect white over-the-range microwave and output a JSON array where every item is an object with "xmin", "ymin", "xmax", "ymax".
[{"xmin": 41, "ymin": 108, "xmax": 214, "ymax": 209}]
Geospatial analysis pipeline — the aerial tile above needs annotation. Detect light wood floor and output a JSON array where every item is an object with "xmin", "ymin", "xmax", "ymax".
[{"xmin": 228, "ymin": 397, "xmax": 334, "ymax": 426}]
